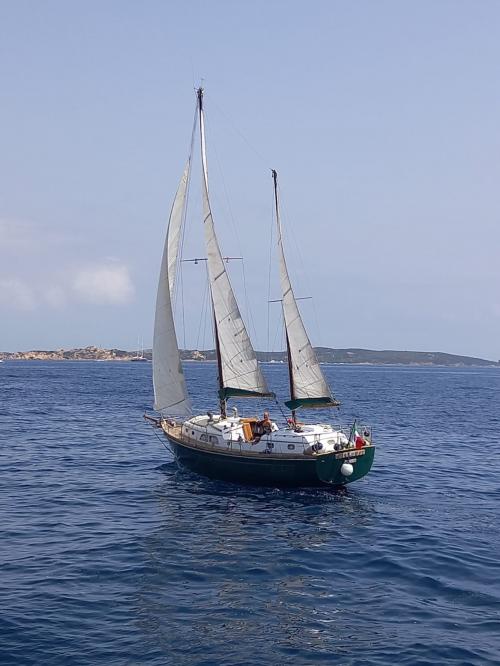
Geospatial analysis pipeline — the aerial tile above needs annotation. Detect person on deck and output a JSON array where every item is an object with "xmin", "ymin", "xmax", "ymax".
[
  {"xmin": 253, "ymin": 411, "xmax": 272, "ymax": 438},
  {"xmin": 261, "ymin": 411, "xmax": 272, "ymax": 434}
]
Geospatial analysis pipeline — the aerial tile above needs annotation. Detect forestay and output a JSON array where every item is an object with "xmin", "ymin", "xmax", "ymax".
[
  {"xmin": 198, "ymin": 90, "xmax": 272, "ymax": 399},
  {"xmin": 272, "ymin": 170, "xmax": 338, "ymax": 410}
]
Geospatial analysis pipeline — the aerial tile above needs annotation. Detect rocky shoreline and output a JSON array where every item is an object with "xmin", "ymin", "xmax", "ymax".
[{"xmin": 0, "ymin": 346, "xmax": 498, "ymax": 366}]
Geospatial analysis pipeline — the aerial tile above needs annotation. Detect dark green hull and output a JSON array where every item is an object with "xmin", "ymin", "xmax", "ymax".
[{"xmin": 168, "ymin": 438, "xmax": 375, "ymax": 487}]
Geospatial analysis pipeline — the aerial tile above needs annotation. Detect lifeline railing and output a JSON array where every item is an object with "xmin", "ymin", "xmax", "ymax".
[{"xmin": 151, "ymin": 415, "xmax": 373, "ymax": 454}]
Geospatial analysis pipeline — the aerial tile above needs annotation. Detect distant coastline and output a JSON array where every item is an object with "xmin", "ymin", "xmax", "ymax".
[{"xmin": 0, "ymin": 346, "xmax": 498, "ymax": 367}]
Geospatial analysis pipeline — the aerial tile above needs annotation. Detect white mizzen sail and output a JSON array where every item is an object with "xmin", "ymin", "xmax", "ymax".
[
  {"xmin": 272, "ymin": 170, "xmax": 338, "ymax": 411},
  {"xmin": 153, "ymin": 165, "xmax": 193, "ymax": 416},
  {"xmin": 198, "ymin": 89, "xmax": 271, "ymax": 399}
]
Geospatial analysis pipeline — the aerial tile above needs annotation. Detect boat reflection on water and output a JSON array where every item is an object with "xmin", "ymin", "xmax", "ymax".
[{"xmin": 132, "ymin": 464, "xmax": 378, "ymax": 663}]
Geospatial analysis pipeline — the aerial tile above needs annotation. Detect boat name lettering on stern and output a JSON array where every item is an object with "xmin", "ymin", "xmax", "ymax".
[{"xmin": 335, "ymin": 450, "xmax": 366, "ymax": 459}]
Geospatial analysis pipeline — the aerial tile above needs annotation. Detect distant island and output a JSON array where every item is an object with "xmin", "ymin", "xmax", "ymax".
[{"xmin": 0, "ymin": 346, "xmax": 498, "ymax": 366}]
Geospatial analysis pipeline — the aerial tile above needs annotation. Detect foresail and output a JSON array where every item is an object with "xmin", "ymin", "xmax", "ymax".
[
  {"xmin": 199, "ymin": 93, "xmax": 272, "ymax": 399},
  {"xmin": 167, "ymin": 160, "xmax": 190, "ymax": 298},
  {"xmin": 153, "ymin": 166, "xmax": 192, "ymax": 417},
  {"xmin": 273, "ymin": 171, "xmax": 338, "ymax": 410}
]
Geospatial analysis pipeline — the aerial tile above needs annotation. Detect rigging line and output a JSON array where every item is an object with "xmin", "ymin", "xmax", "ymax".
[
  {"xmin": 278, "ymin": 184, "xmax": 323, "ymax": 347},
  {"xmin": 208, "ymin": 282, "xmax": 220, "ymax": 403},
  {"xmin": 204, "ymin": 121, "xmax": 260, "ymax": 346},
  {"xmin": 202, "ymin": 261, "xmax": 210, "ymax": 351},
  {"xmin": 196, "ymin": 270, "xmax": 206, "ymax": 351},
  {"xmin": 195, "ymin": 268, "xmax": 210, "ymax": 351},
  {"xmin": 206, "ymin": 110, "xmax": 243, "ymax": 251},
  {"xmin": 275, "ymin": 397, "xmax": 290, "ymax": 425},
  {"xmin": 180, "ymin": 105, "xmax": 198, "ymax": 226},
  {"xmin": 279, "ymin": 173, "xmax": 323, "ymax": 347},
  {"xmin": 178, "ymin": 108, "xmax": 198, "ymax": 272},
  {"xmin": 145, "ymin": 419, "xmax": 174, "ymax": 455},
  {"xmin": 209, "ymin": 96, "xmax": 270, "ymax": 168},
  {"xmin": 203, "ymin": 100, "xmax": 263, "ymax": 355},
  {"xmin": 271, "ymin": 306, "xmax": 284, "ymax": 356},
  {"xmin": 267, "ymin": 198, "xmax": 274, "ymax": 354},
  {"xmin": 189, "ymin": 59, "xmax": 197, "ymax": 94},
  {"xmin": 175, "ymin": 104, "xmax": 198, "ymax": 315},
  {"xmin": 179, "ymin": 256, "xmax": 186, "ymax": 351},
  {"xmin": 241, "ymin": 259, "xmax": 260, "ymax": 351},
  {"xmin": 203, "ymin": 108, "xmax": 256, "ymax": 344},
  {"xmin": 202, "ymin": 106, "xmax": 244, "ymax": 256}
]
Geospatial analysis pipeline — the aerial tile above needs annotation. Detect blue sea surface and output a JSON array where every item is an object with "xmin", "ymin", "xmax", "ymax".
[{"xmin": 1, "ymin": 361, "xmax": 500, "ymax": 665}]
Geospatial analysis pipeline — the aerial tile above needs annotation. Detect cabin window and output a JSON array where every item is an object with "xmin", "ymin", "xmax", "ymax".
[
  {"xmin": 209, "ymin": 435, "xmax": 218, "ymax": 444},
  {"xmin": 200, "ymin": 434, "xmax": 208, "ymax": 442},
  {"xmin": 191, "ymin": 431, "xmax": 195, "ymax": 435},
  {"xmin": 288, "ymin": 444, "xmax": 295, "ymax": 450}
]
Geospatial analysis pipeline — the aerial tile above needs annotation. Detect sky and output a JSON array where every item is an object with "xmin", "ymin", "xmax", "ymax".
[{"xmin": 1, "ymin": 0, "xmax": 499, "ymax": 360}]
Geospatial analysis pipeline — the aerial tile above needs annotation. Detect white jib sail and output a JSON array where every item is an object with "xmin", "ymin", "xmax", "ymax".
[
  {"xmin": 153, "ymin": 164, "xmax": 192, "ymax": 416},
  {"xmin": 167, "ymin": 160, "xmax": 190, "ymax": 298},
  {"xmin": 274, "ymin": 175, "xmax": 333, "ymax": 404},
  {"xmin": 199, "ymin": 100, "xmax": 270, "ymax": 397}
]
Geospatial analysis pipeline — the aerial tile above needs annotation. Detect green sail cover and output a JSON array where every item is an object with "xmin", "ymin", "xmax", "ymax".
[
  {"xmin": 285, "ymin": 396, "xmax": 340, "ymax": 411},
  {"xmin": 219, "ymin": 387, "xmax": 275, "ymax": 400}
]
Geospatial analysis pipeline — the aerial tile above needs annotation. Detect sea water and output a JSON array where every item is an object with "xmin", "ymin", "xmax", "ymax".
[{"xmin": 1, "ymin": 361, "xmax": 499, "ymax": 665}]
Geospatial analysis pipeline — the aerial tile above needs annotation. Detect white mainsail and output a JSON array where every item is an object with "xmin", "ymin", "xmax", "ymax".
[
  {"xmin": 273, "ymin": 170, "xmax": 337, "ymax": 410},
  {"xmin": 153, "ymin": 164, "xmax": 192, "ymax": 416},
  {"xmin": 198, "ymin": 90, "xmax": 271, "ymax": 398}
]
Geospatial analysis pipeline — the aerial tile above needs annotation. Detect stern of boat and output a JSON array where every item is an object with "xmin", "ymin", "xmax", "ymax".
[{"xmin": 316, "ymin": 445, "xmax": 375, "ymax": 485}]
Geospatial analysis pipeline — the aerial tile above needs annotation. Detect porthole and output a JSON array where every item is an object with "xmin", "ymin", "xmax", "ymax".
[{"xmin": 288, "ymin": 444, "xmax": 295, "ymax": 450}]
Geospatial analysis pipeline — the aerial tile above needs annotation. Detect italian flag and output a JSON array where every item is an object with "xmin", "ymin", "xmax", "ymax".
[{"xmin": 348, "ymin": 420, "xmax": 358, "ymax": 445}]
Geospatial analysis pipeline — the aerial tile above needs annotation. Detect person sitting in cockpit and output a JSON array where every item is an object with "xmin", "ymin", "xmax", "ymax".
[{"xmin": 253, "ymin": 411, "xmax": 273, "ymax": 438}]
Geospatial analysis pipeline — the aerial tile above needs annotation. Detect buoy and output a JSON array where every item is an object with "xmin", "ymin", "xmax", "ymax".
[{"xmin": 341, "ymin": 463, "xmax": 354, "ymax": 477}]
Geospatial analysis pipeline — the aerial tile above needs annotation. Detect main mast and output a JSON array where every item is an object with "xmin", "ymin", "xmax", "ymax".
[
  {"xmin": 272, "ymin": 169, "xmax": 296, "ymax": 423},
  {"xmin": 198, "ymin": 87, "xmax": 226, "ymax": 417}
]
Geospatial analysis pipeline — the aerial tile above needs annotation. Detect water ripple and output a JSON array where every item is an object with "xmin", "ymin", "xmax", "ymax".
[{"xmin": 1, "ymin": 362, "xmax": 500, "ymax": 665}]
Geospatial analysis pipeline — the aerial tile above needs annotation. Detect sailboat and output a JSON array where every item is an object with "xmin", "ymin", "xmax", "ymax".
[
  {"xmin": 131, "ymin": 337, "xmax": 148, "ymax": 362},
  {"xmin": 146, "ymin": 88, "xmax": 375, "ymax": 487}
]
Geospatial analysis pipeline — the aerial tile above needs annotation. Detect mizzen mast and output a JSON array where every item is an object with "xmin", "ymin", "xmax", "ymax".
[{"xmin": 272, "ymin": 168, "xmax": 339, "ymax": 413}]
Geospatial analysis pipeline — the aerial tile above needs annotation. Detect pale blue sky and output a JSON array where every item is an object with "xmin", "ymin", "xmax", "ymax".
[{"xmin": 1, "ymin": 0, "xmax": 499, "ymax": 359}]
